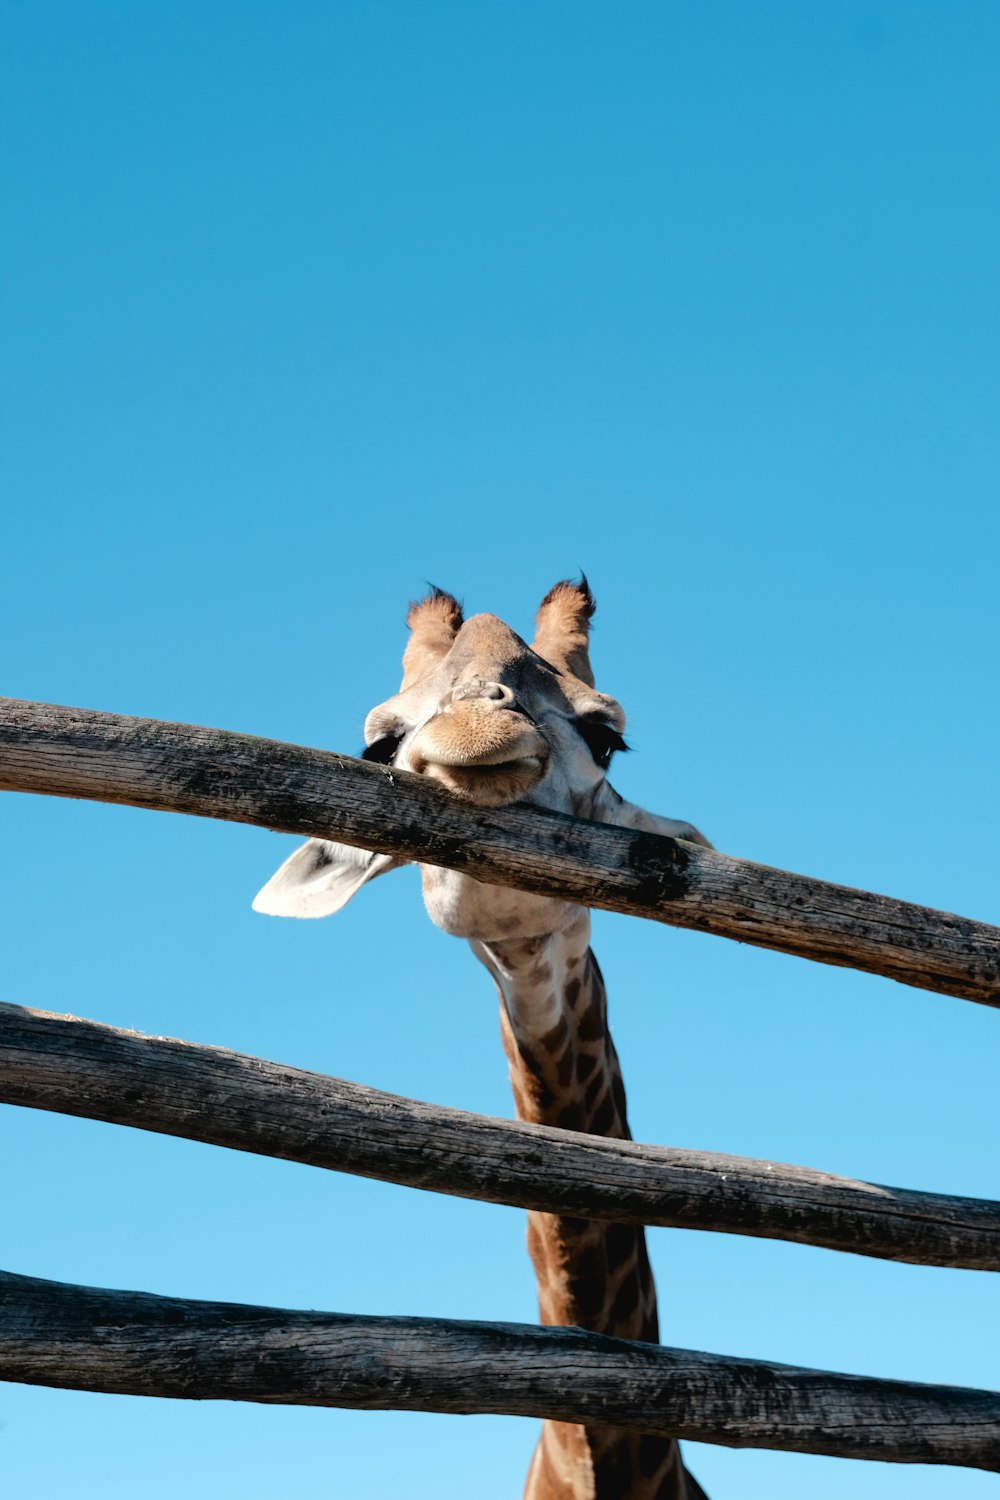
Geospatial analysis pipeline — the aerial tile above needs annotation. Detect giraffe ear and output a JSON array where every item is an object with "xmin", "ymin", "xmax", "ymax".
[
  {"xmin": 532, "ymin": 577, "xmax": 596, "ymax": 686},
  {"xmin": 602, "ymin": 794, "xmax": 714, "ymax": 850},
  {"xmin": 252, "ymin": 840, "xmax": 405, "ymax": 919},
  {"xmin": 401, "ymin": 586, "xmax": 464, "ymax": 690}
]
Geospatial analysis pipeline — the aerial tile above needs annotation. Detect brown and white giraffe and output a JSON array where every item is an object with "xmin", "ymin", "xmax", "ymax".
[{"xmin": 254, "ymin": 580, "xmax": 711, "ymax": 1500}]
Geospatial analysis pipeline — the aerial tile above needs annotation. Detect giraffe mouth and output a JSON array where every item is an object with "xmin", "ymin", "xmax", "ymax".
[
  {"xmin": 422, "ymin": 747, "xmax": 544, "ymax": 769},
  {"xmin": 408, "ymin": 709, "xmax": 549, "ymax": 807},
  {"xmin": 418, "ymin": 750, "xmax": 550, "ymax": 805},
  {"xmin": 421, "ymin": 755, "xmax": 547, "ymax": 807}
]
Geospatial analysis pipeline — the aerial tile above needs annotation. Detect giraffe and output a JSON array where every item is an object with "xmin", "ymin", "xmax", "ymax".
[{"xmin": 254, "ymin": 580, "xmax": 711, "ymax": 1500}]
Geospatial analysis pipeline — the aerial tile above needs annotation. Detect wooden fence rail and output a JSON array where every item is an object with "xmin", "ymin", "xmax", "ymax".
[
  {"xmin": 3, "ymin": 1268, "xmax": 998, "ymax": 1469},
  {"xmin": 2, "ymin": 697, "xmax": 998, "ymax": 1474},
  {"xmin": 1, "ymin": 697, "xmax": 998, "ymax": 1006},
  {"xmin": 2, "ymin": 1002, "xmax": 997, "ymax": 1272}
]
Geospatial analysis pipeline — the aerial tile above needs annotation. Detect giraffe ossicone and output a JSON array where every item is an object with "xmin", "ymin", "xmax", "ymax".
[{"xmin": 254, "ymin": 579, "xmax": 710, "ymax": 1500}]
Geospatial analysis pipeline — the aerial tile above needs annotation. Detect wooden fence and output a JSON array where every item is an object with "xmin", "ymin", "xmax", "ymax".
[{"xmin": 1, "ymin": 696, "xmax": 998, "ymax": 1473}]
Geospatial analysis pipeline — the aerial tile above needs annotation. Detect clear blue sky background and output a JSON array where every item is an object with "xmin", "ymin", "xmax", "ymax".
[{"xmin": 1, "ymin": 3, "xmax": 997, "ymax": 1496}]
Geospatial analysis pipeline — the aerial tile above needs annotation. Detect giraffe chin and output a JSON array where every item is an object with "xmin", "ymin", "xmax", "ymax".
[
  {"xmin": 418, "ymin": 863, "xmax": 581, "ymax": 941},
  {"xmin": 421, "ymin": 757, "xmax": 545, "ymax": 808}
]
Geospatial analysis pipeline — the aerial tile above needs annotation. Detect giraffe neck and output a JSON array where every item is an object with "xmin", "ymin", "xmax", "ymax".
[{"xmin": 473, "ymin": 913, "xmax": 697, "ymax": 1500}]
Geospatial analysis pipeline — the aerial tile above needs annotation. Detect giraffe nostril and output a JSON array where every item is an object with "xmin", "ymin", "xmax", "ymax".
[{"xmin": 446, "ymin": 679, "xmax": 514, "ymax": 706}]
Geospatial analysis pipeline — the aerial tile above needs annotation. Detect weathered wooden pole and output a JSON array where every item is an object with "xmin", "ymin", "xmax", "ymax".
[
  {"xmin": 1, "ymin": 1002, "xmax": 997, "ymax": 1270},
  {"xmin": 1, "ymin": 698, "xmax": 998, "ymax": 1006},
  {"xmin": 2, "ymin": 1269, "xmax": 997, "ymax": 1468}
]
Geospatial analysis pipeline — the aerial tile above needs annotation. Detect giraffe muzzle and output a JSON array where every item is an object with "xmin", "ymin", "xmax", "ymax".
[{"xmin": 407, "ymin": 706, "xmax": 550, "ymax": 806}]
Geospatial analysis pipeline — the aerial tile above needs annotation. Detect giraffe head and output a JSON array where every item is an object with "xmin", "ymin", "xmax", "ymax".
[{"xmin": 254, "ymin": 580, "xmax": 708, "ymax": 940}]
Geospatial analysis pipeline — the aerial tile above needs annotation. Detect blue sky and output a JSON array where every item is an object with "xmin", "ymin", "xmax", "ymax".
[{"xmin": 1, "ymin": 3, "xmax": 997, "ymax": 1496}]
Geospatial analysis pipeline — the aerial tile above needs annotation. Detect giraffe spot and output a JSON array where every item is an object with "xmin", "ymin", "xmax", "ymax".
[
  {"xmin": 591, "ymin": 1094, "xmax": 617, "ymax": 1135},
  {"xmin": 595, "ymin": 1445, "xmax": 632, "ymax": 1493},
  {"xmin": 556, "ymin": 1101, "xmax": 584, "ymax": 1132},
  {"xmin": 513, "ymin": 1035, "xmax": 541, "ymax": 1074},
  {"xmin": 540, "ymin": 1015, "xmax": 569, "ymax": 1053},
  {"xmin": 568, "ymin": 1271, "xmax": 605, "ymax": 1322},
  {"xmin": 587, "ymin": 950, "xmax": 607, "ymax": 987},
  {"xmin": 524, "ymin": 1078, "xmax": 554, "ymax": 1114},
  {"xmin": 564, "ymin": 976, "xmax": 581, "ymax": 1006},
  {"xmin": 583, "ymin": 1074, "xmax": 604, "ymax": 1112},
  {"xmin": 605, "ymin": 1223, "xmax": 636, "ymax": 1271},
  {"xmin": 609, "ymin": 1272, "xmax": 639, "ymax": 1324},
  {"xmin": 637, "ymin": 1433, "xmax": 668, "ymax": 1479},
  {"xmin": 571, "ymin": 1245, "xmax": 602, "ymax": 1283},
  {"xmin": 575, "ymin": 1051, "xmax": 598, "ymax": 1084},
  {"xmin": 517, "ymin": 935, "xmax": 548, "ymax": 958},
  {"xmin": 577, "ymin": 1006, "xmax": 602, "ymax": 1043},
  {"xmin": 555, "ymin": 1047, "xmax": 573, "ymax": 1089}
]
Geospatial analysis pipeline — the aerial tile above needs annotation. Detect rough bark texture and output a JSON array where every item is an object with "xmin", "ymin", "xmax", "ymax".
[
  {"xmin": 2, "ymin": 1003, "xmax": 997, "ymax": 1271},
  {"xmin": 0, "ymin": 699, "xmax": 997, "ymax": 1006},
  {"xmin": 1, "ymin": 1269, "xmax": 997, "ymax": 1468}
]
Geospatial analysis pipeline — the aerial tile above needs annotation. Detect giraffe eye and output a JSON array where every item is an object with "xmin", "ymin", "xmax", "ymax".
[
  {"xmin": 575, "ymin": 718, "xmax": 629, "ymax": 770},
  {"xmin": 362, "ymin": 733, "xmax": 402, "ymax": 765}
]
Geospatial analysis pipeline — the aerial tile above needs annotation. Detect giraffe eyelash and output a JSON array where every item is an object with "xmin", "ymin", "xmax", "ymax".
[
  {"xmin": 362, "ymin": 733, "xmax": 403, "ymax": 765},
  {"xmin": 574, "ymin": 718, "xmax": 629, "ymax": 770}
]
